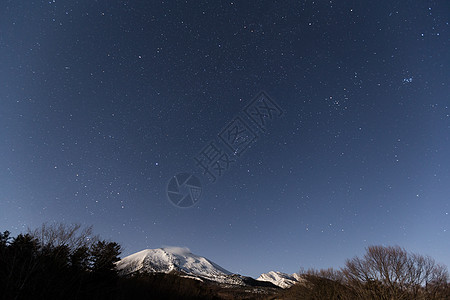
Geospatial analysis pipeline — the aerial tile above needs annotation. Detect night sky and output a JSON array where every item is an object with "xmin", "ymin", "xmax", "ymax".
[{"xmin": 1, "ymin": 1, "xmax": 449, "ymax": 278}]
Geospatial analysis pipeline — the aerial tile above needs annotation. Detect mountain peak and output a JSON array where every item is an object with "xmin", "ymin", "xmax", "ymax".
[
  {"xmin": 256, "ymin": 271, "xmax": 303, "ymax": 288},
  {"xmin": 116, "ymin": 247, "xmax": 232, "ymax": 279},
  {"xmin": 160, "ymin": 246, "xmax": 192, "ymax": 256}
]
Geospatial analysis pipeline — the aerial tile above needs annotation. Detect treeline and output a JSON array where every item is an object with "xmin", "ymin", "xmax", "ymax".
[
  {"xmin": 279, "ymin": 245, "xmax": 450, "ymax": 300},
  {"xmin": 0, "ymin": 223, "xmax": 121, "ymax": 300}
]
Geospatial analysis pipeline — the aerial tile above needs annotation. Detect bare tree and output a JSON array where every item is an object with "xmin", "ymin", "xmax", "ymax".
[
  {"xmin": 304, "ymin": 267, "xmax": 345, "ymax": 283},
  {"xmin": 28, "ymin": 222, "xmax": 99, "ymax": 254},
  {"xmin": 342, "ymin": 245, "xmax": 449, "ymax": 300}
]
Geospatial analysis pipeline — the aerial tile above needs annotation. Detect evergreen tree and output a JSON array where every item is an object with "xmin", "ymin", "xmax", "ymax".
[{"xmin": 90, "ymin": 240, "xmax": 122, "ymax": 275}]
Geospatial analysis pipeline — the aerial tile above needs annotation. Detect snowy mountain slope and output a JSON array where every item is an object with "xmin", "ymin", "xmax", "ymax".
[
  {"xmin": 256, "ymin": 271, "xmax": 303, "ymax": 288},
  {"xmin": 116, "ymin": 247, "xmax": 279, "ymax": 288},
  {"xmin": 116, "ymin": 247, "xmax": 232, "ymax": 279}
]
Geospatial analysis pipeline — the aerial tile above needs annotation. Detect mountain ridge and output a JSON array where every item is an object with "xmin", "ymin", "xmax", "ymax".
[
  {"xmin": 116, "ymin": 247, "xmax": 285, "ymax": 288},
  {"xmin": 256, "ymin": 271, "xmax": 303, "ymax": 288}
]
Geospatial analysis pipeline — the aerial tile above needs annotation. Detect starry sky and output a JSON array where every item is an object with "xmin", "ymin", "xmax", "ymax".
[{"xmin": 1, "ymin": 1, "xmax": 449, "ymax": 278}]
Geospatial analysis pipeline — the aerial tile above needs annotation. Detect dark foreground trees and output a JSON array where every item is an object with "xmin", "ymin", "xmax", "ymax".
[
  {"xmin": 343, "ymin": 245, "xmax": 449, "ymax": 300},
  {"xmin": 281, "ymin": 245, "xmax": 449, "ymax": 300},
  {"xmin": 0, "ymin": 223, "xmax": 121, "ymax": 300}
]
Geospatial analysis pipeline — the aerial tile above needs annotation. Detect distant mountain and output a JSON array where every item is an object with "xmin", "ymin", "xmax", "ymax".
[
  {"xmin": 256, "ymin": 271, "xmax": 303, "ymax": 288},
  {"xmin": 116, "ymin": 247, "xmax": 278, "ymax": 288}
]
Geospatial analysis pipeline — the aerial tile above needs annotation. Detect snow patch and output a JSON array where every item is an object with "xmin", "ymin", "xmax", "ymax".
[{"xmin": 256, "ymin": 271, "xmax": 303, "ymax": 288}]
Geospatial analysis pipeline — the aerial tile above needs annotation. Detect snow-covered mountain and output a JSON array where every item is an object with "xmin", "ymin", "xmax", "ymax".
[
  {"xmin": 117, "ymin": 247, "xmax": 272, "ymax": 287},
  {"xmin": 256, "ymin": 271, "xmax": 303, "ymax": 288},
  {"xmin": 116, "ymin": 247, "xmax": 231, "ymax": 279},
  {"xmin": 116, "ymin": 247, "xmax": 289, "ymax": 289}
]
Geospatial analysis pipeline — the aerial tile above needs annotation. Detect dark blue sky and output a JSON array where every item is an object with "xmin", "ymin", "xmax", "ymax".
[{"xmin": 1, "ymin": 0, "xmax": 449, "ymax": 277}]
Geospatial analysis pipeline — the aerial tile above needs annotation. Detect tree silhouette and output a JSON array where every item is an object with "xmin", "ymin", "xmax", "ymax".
[
  {"xmin": 342, "ymin": 245, "xmax": 449, "ymax": 300},
  {"xmin": 90, "ymin": 240, "xmax": 122, "ymax": 275}
]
